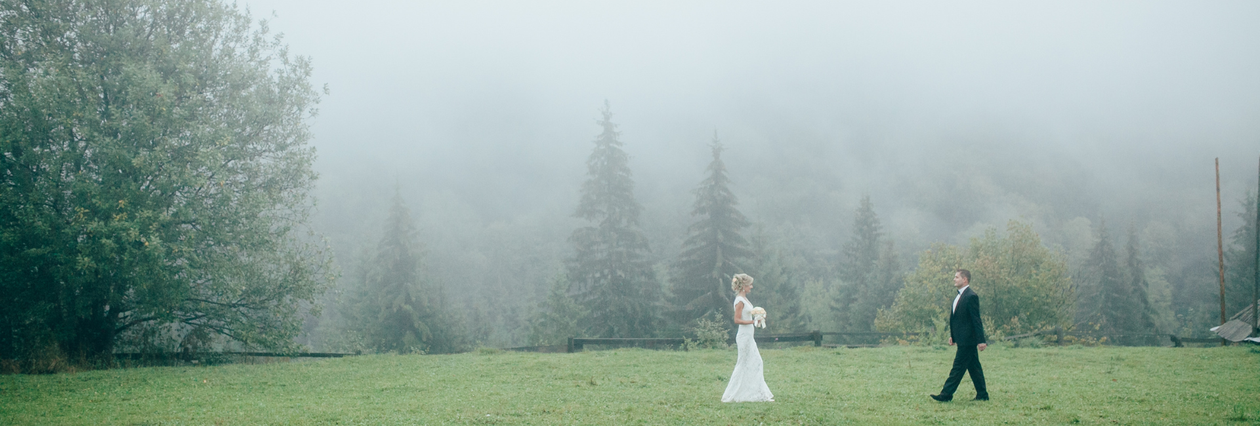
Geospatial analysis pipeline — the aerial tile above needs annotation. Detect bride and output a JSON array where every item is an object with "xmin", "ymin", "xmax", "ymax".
[{"xmin": 721, "ymin": 273, "xmax": 775, "ymax": 402}]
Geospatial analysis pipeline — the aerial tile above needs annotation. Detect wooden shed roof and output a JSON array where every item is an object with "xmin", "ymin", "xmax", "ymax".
[{"xmin": 1213, "ymin": 300, "xmax": 1259, "ymax": 342}]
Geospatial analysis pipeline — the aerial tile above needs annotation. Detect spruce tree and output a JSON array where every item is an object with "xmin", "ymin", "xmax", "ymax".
[
  {"xmin": 746, "ymin": 228, "xmax": 807, "ymax": 333},
  {"xmin": 832, "ymin": 196, "xmax": 901, "ymax": 332},
  {"xmin": 1225, "ymin": 191, "xmax": 1258, "ymax": 318},
  {"xmin": 342, "ymin": 192, "xmax": 466, "ymax": 354},
  {"xmin": 1124, "ymin": 227, "xmax": 1157, "ymax": 334},
  {"xmin": 669, "ymin": 136, "xmax": 753, "ymax": 325},
  {"xmin": 527, "ymin": 274, "xmax": 588, "ymax": 346},
  {"xmin": 567, "ymin": 102, "xmax": 663, "ymax": 338},
  {"xmin": 1087, "ymin": 219, "xmax": 1132, "ymax": 335},
  {"xmin": 873, "ymin": 240, "xmax": 905, "ymax": 319}
]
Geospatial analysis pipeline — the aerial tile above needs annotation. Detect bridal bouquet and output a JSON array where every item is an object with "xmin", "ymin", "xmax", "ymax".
[{"xmin": 749, "ymin": 307, "xmax": 767, "ymax": 328}]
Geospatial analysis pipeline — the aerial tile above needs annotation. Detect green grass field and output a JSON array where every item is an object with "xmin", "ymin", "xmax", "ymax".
[{"xmin": 1, "ymin": 344, "xmax": 1257, "ymax": 425}]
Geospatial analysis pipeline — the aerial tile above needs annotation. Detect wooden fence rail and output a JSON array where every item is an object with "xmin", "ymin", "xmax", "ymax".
[
  {"xmin": 113, "ymin": 351, "xmax": 356, "ymax": 360},
  {"xmin": 566, "ymin": 333, "xmax": 824, "ymax": 353},
  {"xmin": 1168, "ymin": 336, "xmax": 1226, "ymax": 347},
  {"xmin": 565, "ymin": 331, "xmax": 926, "ymax": 352},
  {"xmin": 999, "ymin": 327, "xmax": 1224, "ymax": 347},
  {"xmin": 567, "ymin": 338, "xmax": 685, "ymax": 352},
  {"xmin": 755, "ymin": 331, "xmax": 822, "ymax": 346},
  {"xmin": 556, "ymin": 331, "xmax": 1226, "ymax": 353}
]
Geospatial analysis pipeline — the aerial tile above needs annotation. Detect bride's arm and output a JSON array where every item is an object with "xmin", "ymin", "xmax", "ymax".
[{"xmin": 733, "ymin": 301, "xmax": 753, "ymax": 325}]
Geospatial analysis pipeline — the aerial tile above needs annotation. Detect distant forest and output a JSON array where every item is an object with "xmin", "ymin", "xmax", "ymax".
[{"xmin": 304, "ymin": 103, "xmax": 1260, "ymax": 353}]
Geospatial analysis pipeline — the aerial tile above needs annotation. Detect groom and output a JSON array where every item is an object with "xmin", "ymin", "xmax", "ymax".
[{"xmin": 931, "ymin": 269, "xmax": 988, "ymax": 402}]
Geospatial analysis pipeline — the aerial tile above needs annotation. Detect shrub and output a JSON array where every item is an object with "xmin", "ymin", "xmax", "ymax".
[{"xmin": 683, "ymin": 312, "xmax": 730, "ymax": 350}]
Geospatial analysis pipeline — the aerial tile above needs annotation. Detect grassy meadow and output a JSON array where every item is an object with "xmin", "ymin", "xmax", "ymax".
[{"xmin": 1, "ymin": 344, "xmax": 1257, "ymax": 425}]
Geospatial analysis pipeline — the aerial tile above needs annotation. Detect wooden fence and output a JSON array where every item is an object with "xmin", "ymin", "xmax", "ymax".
[
  {"xmin": 115, "ymin": 332, "xmax": 1230, "ymax": 359},
  {"xmin": 547, "ymin": 330, "xmax": 1228, "ymax": 353},
  {"xmin": 564, "ymin": 331, "xmax": 925, "ymax": 352},
  {"xmin": 1000, "ymin": 327, "xmax": 1224, "ymax": 347},
  {"xmin": 113, "ymin": 351, "xmax": 356, "ymax": 361}
]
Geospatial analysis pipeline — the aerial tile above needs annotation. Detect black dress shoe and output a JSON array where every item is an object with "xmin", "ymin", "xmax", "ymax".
[
  {"xmin": 973, "ymin": 395, "xmax": 989, "ymax": 401},
  {"xmin": 930, "ymin": 394, "xmax": 952, "ymax": 402}
]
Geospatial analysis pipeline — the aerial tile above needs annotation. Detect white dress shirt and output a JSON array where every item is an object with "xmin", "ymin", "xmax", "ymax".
[{"xmin": 952, "ymin": 285, "xmax": 969, "ymax": 313}]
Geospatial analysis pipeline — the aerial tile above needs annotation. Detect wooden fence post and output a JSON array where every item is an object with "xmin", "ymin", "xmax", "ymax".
[
  {"xmin": 812, "ymin": 330, "xmax": 822, "ymax": 347},
  {"xmin": 567, "ymin": 337, "xmax": 575, "ymax": 353},
  {"xmin": 1217, "ymin": 158, "xmax": 1228, "ymax": 347}
]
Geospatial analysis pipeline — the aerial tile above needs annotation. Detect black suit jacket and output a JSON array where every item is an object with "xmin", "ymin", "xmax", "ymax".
[{"xmin": 949, "ymin": 287, "xmax": 987, "ymax": 346}]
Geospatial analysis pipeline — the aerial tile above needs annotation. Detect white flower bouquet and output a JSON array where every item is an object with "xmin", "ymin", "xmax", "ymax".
[{"xmin": 749, "ymin": 307, "xmax": 767, "ymax": 328}]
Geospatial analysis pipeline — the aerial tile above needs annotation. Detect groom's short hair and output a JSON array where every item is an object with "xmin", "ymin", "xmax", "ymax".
[{"xmin": 956, "ymin": 269, "xmax": 971, "ymax": 283}]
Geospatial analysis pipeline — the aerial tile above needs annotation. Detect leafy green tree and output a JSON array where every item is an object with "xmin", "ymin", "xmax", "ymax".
[
  {"xmin": 877, "ymin": 221, "xmax": 1072, "ymax": 338},
  {"xmin": 668, "ymin": 136, "xmax": 753, "ymax": 326},
  {"xmin": 566, "ymin": 102, "xmax": 662, "ymax": 338},
  {"xmin": 875, "ymin": 244, "xmax": 964, "ymax": 340},
  {"xmin": 832, "ymin": 196, "xmax": 902, "ymax": 332},
  {"xmin": 0, "ymin": 0, "xmax": 332, "ymax": 367},
  {"xmin": 969, "ymin": 222, "xmax": 1074, "ymax": 335}
]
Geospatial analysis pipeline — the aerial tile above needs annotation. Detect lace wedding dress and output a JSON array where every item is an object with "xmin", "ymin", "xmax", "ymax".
[{"xmin": 721, "ymin": 295, "xmax": 774, "ymax": 402}]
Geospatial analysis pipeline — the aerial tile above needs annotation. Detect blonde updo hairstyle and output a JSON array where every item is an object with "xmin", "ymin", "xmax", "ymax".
[{"xmin": 731, "ymin": 273, "xmax": 754, "ymax": 294}]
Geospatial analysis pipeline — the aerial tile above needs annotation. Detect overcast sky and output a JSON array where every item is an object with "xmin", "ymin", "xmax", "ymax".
[{"xmin": 235, "ymin": 0, "xmax": 1260, "ymax": 246}]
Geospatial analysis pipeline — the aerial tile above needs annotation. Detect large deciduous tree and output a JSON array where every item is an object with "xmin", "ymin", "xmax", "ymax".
[
  {"xmin": 969, "ymin": 221, "xmax": 1074, "ymax": 336},
  {"xmin": 566, "ymin": 102, "xmax": 662, "ymax": 338},
  {"xmin": 0, "ymin": 0, "xmax": 333, "ymax": 367},
  {"xmin": 668, "ymin": 136, "xmax": 752, "ymax": 326},
  {"xmin": 876, "ymin": 221, "xmax": 1073, "ymax": 339},
  {"xmin": 874, "ymin": 243, "xmax": 964, "ymax": 342}
]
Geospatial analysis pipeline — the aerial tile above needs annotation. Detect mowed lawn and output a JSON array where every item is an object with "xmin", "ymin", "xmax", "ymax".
[{"xmin": 1, "ymin": 344, "xmax": 1257, "ymax": 425}]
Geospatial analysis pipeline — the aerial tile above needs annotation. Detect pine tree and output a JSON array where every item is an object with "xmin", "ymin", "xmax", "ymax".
[
  {"xmin": 343, "ymin": 192, "xmax": 431, "ymax": 353},
  {"xmin": 1225, "ymin": 191, "xmax": 1258, "ymax": 319},
  {"xmin": 1124, "ymin": 227, "xmax": 1157, "ymax": 335},
  {"xmin": 527, "ymin": 274, "xmax": 588, "ymax": 346},
  {"xmin": 669, "ymin": 136, "xmax": 753, "ymax": 326},
  {"xmin": 746, "ymin": 228, "xmax": 807, "ymax": 333},
  {"xmin": 341, "ymin": 192, "xmax": 468, "ymax": 354},
  {"xmin": 1087, "ymin": 219, "xmax": 1133, "ymax": 335},
  {"xmin": 873, "ymin": 240, "xmax": 905, "ymax": 318},
  {"xmin": 566, "ymin": 102, "xmax": 663, "ymax": 338},
  {"xmin": 424, "ymin": 284, "xmax": 471, "ymax": 354},
  {"xmin": 832, "ymin": 196, "xmax": 901, "ymax": 332}
]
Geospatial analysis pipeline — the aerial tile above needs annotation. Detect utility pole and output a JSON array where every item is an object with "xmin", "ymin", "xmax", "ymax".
[
  {"xmin": 1253, "ymin": 156, "xmax": 1259, "ymax": 336},
  {"xmin": 1216, "ymin": 158, "xmax": 1227, "ymax": 346}
]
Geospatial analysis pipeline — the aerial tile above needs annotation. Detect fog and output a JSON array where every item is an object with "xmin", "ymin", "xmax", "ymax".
[{"xmin": 237, "ymin": 0, "xmax": 1260, "ymax": 346}]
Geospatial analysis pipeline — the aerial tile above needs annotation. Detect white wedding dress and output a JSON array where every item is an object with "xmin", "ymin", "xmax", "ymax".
[{"xmin": 721, "ymin": 295, "xmax": 774, "ymax": 402}]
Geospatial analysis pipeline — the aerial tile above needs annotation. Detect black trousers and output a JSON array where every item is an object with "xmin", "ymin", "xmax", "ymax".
[{"xmin": 939, "ymin": 344, "xmax": 986, "ymax": 397}]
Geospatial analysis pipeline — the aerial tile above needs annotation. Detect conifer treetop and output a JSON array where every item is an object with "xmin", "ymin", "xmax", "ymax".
[{"xmin": 575, "ymin": 101, "xmax": 641, "ymax": 227}]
